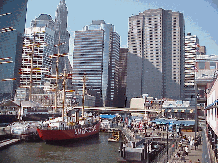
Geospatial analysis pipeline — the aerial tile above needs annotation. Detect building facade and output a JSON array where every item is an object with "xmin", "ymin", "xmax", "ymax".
[
  {"xmin": 0, "ymin": 0, "xmax": 28, "ymax": 100},
  {"xmin": 184, "ymin": 33, "xmax": 199, "ymax": 106},
  {"xmin": 206, "ymin": 75, "xmax": 218, "ymax": 162},
  {"xmin": 199, "ymin": 46, "xmax": 206, "ymax": 55},
  {"xmin": 113, "ymin": 48, "xmax": 128, "ymax": 107},
  {"xmin": 73, "ymin": 20, "xmax": 120, "ymax": 107},
  {"xmin": 126, "ymin": 8, "xmax": 185, "ymax": 107},
  {"xmin": 53, "ymin": 0, "xmax": 71, "ymax": 75},
  {"xmin": 20, "ymin": 14, "xmax": 54, "ymax": 92},
  {"xmin": 196, "ymin": 54, "xmax": 218, "ymax": 106}
]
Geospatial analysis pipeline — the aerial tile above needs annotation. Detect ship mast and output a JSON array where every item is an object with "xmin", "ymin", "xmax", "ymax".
[
  {"xmin": 62, "ymin": 68, "xmax": 66, "ymax": 121},
  {"xmin": 54, "ymin": 33, "xmax": 61, "ymax": 113},
  {"xmin": 29, "ymin": 31, "xmax": 35, "ymax": 101},
  {"xmin": 82, "ymin": 75, "xmax": 87, "ymax": 118}
]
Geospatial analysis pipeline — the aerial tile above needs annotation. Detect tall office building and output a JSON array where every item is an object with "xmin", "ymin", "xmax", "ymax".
[
  {"xmin": 20, "ymin": 14, "xmax": 54, "ymax": 90},
  {"xmin": 0, "ymin": 0, "xmax": 28, "ymax": 100},
  {"xmin": 113, "ymin": 48, "xmax": 128, "ymax": 108},
  {"xmin": 73, "ymin": 20, "xmax": 120, "ymax": 107},
  {"xmin": 53, "ymin": 0, "xmax": 71, "ymax": 75},
  {"xmin": 184, "ymin": 32, "xmax": 199, "ymax": 106},
  {"xmin": 127, "ymin": 8, "xmax": 185, "ymax": 106}
]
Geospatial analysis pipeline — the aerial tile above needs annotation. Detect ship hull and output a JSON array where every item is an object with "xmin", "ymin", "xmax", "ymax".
[{"xmin": 37, "ymin": 122, "xmax": 100, "ymax": 142}]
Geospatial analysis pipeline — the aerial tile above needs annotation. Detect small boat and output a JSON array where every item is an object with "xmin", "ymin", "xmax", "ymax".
[{"xmin": 108, "ymin": 130, "xmax": 119, "ymax": 142}]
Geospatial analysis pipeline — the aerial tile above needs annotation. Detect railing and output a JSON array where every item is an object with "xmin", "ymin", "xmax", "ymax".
[
  {"xmin": 39, "ymin": 121, "xmax": 99, "ymax": 130},
  {"xmin": 151, "ymin": 139, "xmax": 178, "ymax": 163}
]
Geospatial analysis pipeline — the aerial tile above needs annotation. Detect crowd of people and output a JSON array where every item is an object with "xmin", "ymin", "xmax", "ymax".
[{"xmin": 174, "ymin": 134, "xmax": 202, "ymax": 162}]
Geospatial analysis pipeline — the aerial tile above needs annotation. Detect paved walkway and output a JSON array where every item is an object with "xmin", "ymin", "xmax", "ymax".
[{"xmin": 168, "ymin": 132, "xmax": 203, "ymax": 163}]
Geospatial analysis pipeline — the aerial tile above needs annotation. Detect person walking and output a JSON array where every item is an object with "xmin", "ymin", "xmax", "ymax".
[{"xmin": 185, "ymin": 146, "xmax": 189, "ymax": 155}]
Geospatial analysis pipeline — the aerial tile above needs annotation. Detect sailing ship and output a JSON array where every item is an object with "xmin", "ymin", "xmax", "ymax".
[
  {"xmin": 37, "ymin": 74, "xmax": 100, "ymax": 142},
  {"xmin": 36, "ymin": 40, "xmax": 100, "ymax": 142}
]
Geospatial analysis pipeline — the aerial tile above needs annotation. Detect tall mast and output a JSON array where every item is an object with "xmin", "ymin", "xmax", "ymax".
[
  {"xmin": 54, "ymin": 33, "xmax": 61, "ymax": 113},
  {"xmin": 29, "ymin": 31, "xmax": 36, "ymax": 101},
  {"xmin": 82, "ymin": 75, "xmax": 87, "ymax": 118},
  {"xmin": 62, "ymin": 68, "xmax": 66, "ymax": 121}
]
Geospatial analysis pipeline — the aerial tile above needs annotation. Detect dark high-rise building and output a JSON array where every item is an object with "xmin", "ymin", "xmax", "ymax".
[
  {"xmin": 53, "ymin": 0, "xmax": 71, "ymax": 75},
  {"xmin": 0, "ymin": 0, "xmax": 28, "ymax": 100},
  {"xmin": 127, "ymin": 8, "xmax": 185, "ymax": 106},
  {"xmin": 73, "ymin": 20, "xmax": 120, "ymax": 107},
  {"xmin": 113, "ymin": 48, "xmax": 128, "ymax": 108}
]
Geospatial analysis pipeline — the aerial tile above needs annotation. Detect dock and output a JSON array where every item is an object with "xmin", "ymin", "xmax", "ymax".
[
  {"xmin": 100, "ymin": 122, "xmax": 181, "ymax": 162},
  {"xmin": 0, "ymin": 139, "xmax": 20, "ymax": 150}
]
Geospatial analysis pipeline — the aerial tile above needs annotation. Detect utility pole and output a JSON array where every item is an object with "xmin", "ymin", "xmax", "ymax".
[{"xmin": 167, "ymin": 124, "xmax": 169, "ymax": 162}]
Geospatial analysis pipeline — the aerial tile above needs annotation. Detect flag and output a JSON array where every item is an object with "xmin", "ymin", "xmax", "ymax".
[{"xmin": 194, "ymin": 64, "xmax": 198, "ymax": 72}]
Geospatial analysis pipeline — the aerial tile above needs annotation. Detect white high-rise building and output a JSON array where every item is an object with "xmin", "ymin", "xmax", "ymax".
[
  {"xmin": 20, "ymin": 14, "xmax": 54, "ymax": 89},
  {"xmin": 184, "ymin": 32, "xmax": 199, "ymax": 106}
]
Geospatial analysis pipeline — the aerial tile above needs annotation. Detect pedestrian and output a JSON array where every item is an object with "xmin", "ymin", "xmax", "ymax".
[
  {"xmin": 185, "ymin": 146, "xmax": 189, "ymax": 155},
  {"xmin": 194, "ymin": 140, "xmax": 199, "ymax": 149},
  {"xmin": 197, "ymin": 159, "xmax": 200, "ymax": 163}
]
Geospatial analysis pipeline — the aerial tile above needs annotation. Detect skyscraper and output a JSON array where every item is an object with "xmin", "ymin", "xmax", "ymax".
[
  {"xmin": 73, "ymin": 20, "xmax": 120, "ymax": 107},
  {"xmin": 0, "ymin": 0, "xmax": 28, "ymax": 100},
  {"xmin": 184, "ymin": 32, "xmax": 199, "ymax": 106},
  {"xmin": 113, "ymin": 48, "xmax": 128, "ymax": 108},
  {"xmin": 53, "ymin": 0, "xmax": 71, "ymax": 75},
  {"xmin": 20, "ymin": 14, "xmax": 54, "ymax": 90},
  {"xmin": 127, "ymin": 8, "xmax": 185, "ymax": 106}
]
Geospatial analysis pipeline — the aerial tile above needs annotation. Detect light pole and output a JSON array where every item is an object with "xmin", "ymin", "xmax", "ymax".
[{"xmin": 167, "ymin": 123, "xmax": 169, "ymax": 162}]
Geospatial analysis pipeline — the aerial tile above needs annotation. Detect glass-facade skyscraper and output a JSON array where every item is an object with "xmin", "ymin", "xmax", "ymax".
[
  {"xmin": 73, "ymin": 20, "xmax": 120, "ymax": 107},
  {"xmin": 0, "ymin": 0, "xmax": 28, "ymax": 100}
]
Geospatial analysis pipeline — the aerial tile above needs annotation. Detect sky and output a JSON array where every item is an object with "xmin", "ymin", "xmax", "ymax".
[{"xmin": 25, "ymin": 0, "xmax": 218, "ymax": 56}]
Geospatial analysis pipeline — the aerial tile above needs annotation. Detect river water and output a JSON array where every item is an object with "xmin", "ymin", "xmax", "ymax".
[{"xmin": 0, "ymin": 133, "xmax": 121, "ymax": 163}]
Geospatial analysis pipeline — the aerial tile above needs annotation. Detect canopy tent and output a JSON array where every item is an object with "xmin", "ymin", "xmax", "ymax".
[{"xmin": 100, "ymin": 114, "xmax": 116, "ymax": 119}]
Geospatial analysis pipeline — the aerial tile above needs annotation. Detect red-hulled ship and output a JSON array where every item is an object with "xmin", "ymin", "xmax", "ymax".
[
  {"xmin": 37, "ymin": 116, "xmax": 100, "ymax": 142},
  {"xmin": 36, "ymin": 36, "xmax": 100, "ymax": 142},
  {"xmin": 37, "ymin": 71, "xmax": 100, "ymax": 142}
]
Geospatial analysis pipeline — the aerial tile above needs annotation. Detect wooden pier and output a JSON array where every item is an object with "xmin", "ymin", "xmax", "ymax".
[{"xmin": 0, "ymin": 139, "xmax": 20, "ymax": 150}]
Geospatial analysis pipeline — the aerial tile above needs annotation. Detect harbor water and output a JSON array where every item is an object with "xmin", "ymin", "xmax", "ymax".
[{"xmin": 0, "ymin": 133, "xmax": 121, "ymax": 163}]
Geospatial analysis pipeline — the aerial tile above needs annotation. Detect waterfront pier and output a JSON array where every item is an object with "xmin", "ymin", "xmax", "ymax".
[
  {"xmin": 0, "ymin": 139, "xmax": 20, "ymax": 150},
  {"xmin": 118, "ymin": 124, "xmax": 179, "ymax": 162}
]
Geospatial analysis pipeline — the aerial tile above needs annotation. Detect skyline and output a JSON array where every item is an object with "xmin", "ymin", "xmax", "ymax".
[{"xmin": 25, "ymin": 0, "xmax": 218, "ymax": 56}]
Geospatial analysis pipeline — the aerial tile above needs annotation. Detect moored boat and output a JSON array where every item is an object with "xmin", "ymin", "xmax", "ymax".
[
  {"xmin": 108, "ymin": 130, "xmax": 119, "ymax": 142},
  {"xmin": 37, "ymin": 115, "xmax": 100, "ymax": 142}
]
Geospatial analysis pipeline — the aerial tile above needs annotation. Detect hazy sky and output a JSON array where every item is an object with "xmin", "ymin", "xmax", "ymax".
[{"xmin": 25, "ymin": 0, "xmax": 218, "ymax": 55}]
